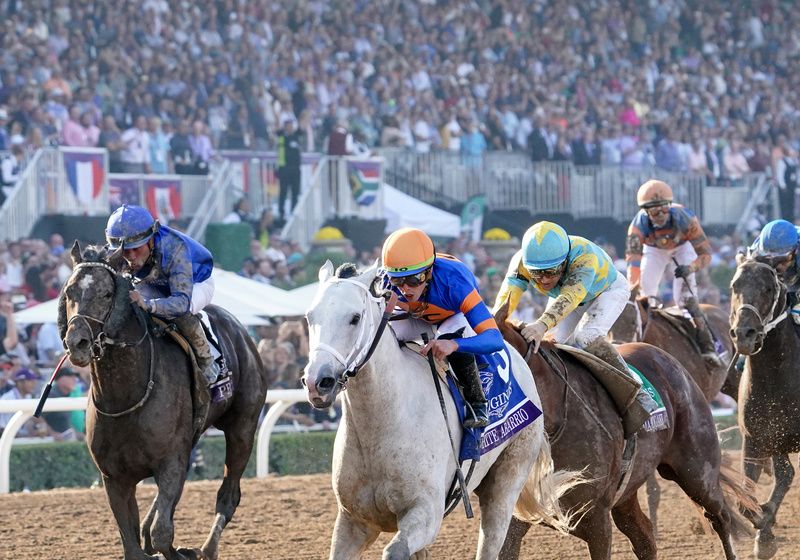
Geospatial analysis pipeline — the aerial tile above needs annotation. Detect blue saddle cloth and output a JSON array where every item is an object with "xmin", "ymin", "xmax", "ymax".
[{"xmin": 447, "ymin": 347, "xmax": 542, "ymax": 462}]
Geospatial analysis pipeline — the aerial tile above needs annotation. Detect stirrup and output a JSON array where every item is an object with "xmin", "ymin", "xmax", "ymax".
[
  {"xmin": 464, "ymin": 402, "xmax": 488, "ymax": 429},
  {"xmin": 702, "ymin": 352, "xmax": 725, "ymax": 368}
]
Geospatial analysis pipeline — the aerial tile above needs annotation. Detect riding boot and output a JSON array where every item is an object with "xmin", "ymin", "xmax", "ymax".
[
  {"xmin": 684, "ymin": 297, "xmax": 725, "ymax": 369},
  {"xmin": 583, "ymin": 337, "xmax": 658, "ymax": 438},
  {"xmin": 172, "ymin": 314, "xmax": 219, "ymax": 436},
  {"xmin": 448, "ymin": 351, "xmax": 489, "ymax": 429}
]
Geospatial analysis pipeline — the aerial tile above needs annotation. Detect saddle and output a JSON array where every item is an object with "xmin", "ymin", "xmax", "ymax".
[{"xmin": 652, "ymin": 307, "xmax": 705, "ymax": 355}]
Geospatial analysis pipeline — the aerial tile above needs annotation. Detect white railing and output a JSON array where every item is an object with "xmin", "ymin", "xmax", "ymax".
[
  {"xmin": 0, "ymin": 389, "xmax": 309, "ymax": 494},
  {"xmin": 186, "ymin": 159, "xmax": 236, "ymax": 242}
]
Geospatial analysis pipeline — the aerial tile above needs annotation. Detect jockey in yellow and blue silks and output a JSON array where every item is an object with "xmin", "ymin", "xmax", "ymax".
[
  {"xmin": 492, "ymin": 221, "xmax": 656, "ymax": 437},
  {"xmin": 382, "ymin": 227, "xmax": 499, "ymax": 428},
  {"xmin": 748, "ymin": 219, "xmax": 800, "ymax": 323},
  {"xmin": 105, "ymin": 204, "xmax": 222, "ymax": 417}
]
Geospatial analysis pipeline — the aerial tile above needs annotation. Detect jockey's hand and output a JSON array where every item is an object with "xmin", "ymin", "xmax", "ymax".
[
  {"xmin": 521, "ymin": 321, "xmax": 548, "ymax": 353},
  {"xmin": 674, "ymin": 264, "xmax": 694, "ymax": 279},
  {"xmin": 421, "ymin": 338, "xmax": 459, "ymax": 361},
  {"xmin": 129, "ymin": 291, "xmax": 148, "ymax": 310}
]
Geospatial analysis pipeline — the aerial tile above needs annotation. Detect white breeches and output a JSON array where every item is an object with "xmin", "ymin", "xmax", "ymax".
[
  {"xmin": 640, "ymin": 242, "xmax": 697, "ymax": 306},
  {"xmin": 191, "ymin": 277, "xmax": 215, "ymax": 314},
  {"xmin": 550, "ymin": 273, "xmax": 631, "ymax": 348}
]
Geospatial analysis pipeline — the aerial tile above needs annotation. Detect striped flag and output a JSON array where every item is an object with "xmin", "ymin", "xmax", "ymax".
[
  {"xmin": 63, "ymin": 151, "xmax": 104, "ymax": 204},
  {"xmin": 347, "ymin": 160, "xmax": 381, "ymax": 206}
]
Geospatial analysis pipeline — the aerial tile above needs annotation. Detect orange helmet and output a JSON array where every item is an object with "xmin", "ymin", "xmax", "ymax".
[
  {"xmin": 636, "ymin": 180, "xmax": 673, "ymax": 208},
  {"xmin": 382, "ymin": 228, "xmax": 435, "ymax": 277}
]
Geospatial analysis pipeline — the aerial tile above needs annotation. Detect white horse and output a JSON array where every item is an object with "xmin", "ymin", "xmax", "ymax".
[{"xmin": 303, "ymin": 262, "xmax": 579, "ymax": 560}]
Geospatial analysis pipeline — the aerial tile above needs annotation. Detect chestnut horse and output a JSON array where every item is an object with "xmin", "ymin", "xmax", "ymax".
[{"xmin": 495, "ymin": 303, "xmax": 752, "ymax": 560}]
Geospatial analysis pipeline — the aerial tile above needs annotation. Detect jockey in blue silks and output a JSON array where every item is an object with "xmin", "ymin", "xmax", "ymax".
[
  {"xmin": 382, "ymin": 227, "xmax": 499, "ymax": 428},
  {"xmin": 105, "ymin": 205, "xmax": 221, "ymax": 401},
  {"xmin": 748, "ymin": 218, "xmax": 800, "ymax": 324}
]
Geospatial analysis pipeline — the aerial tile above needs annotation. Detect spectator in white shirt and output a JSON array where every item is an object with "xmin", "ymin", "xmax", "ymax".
[{"xmin": 120, "ymin": 116, "xmax": 151, "ymax": 174}]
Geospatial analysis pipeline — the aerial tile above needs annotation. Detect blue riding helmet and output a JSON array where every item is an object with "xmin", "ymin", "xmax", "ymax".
[
  {"xmin": 106, "ymin": 205, "xmax": 159, "ymax": 250},
  {"xmin": 521, "ymin": 221, "xmax": 571, "ymax": 270},
  {"xmin": 755, "ymin": 219, "xmax": 799, "ymax": 257}
]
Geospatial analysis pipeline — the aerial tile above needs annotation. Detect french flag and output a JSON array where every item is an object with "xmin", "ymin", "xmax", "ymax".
[{"xmin": 64, "ymin": 152, "xmax": 104, "ymax": 205}]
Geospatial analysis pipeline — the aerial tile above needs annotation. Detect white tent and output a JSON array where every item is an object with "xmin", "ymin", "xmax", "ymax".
[
  {"xmin": 383, "ymin": 184, "xmax": 461, "ymax": 237},
  {"xmin": 289, "ymin": 282, "xmax": 320, "ymax": 307}
]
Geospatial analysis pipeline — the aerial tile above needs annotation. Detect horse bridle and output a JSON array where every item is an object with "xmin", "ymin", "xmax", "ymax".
[
  {"xmin": 309, "ymin": 277, "xmax": 397, "ymax": 389},
  {"xmin": 732, "ymin": 261, "xmax": 788, "ymax": 349},
  {"xmin": 66, "ymin": 261, "xmax": 154, "ymax": 417}
]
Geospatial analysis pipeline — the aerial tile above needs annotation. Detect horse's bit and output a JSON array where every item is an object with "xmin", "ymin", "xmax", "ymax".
[
  {"xmin": 309, "ymin": 277, "xmax": 396, "ymax": 388},
  {"xmin": 733, "ymin": 262, "xmax": 788, "ymax": 349}
]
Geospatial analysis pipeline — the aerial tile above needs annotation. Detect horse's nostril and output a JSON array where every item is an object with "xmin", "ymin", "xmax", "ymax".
[
  {"xmin": 300, "ymin": 376, "xmax": 307, "ymax": 387},
  {"xmin": 745, "ymin": 328, "xmax": 757, "ymax": 339},
  {"xmin": 317, "ymin": 375, "xmax": 336, "ymax": 394}
]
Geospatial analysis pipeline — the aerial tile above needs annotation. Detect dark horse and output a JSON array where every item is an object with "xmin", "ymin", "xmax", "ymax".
[
  {"xmin": 59, "ymin": 242, "xmax": 268, "ymax": 560},
  {"xmin": 729, "ymin": 257, "xmax": 800, "ymax": 559},
  {"xmin": 609, "ymin": 287, "xmax": 739, "ymax": 531},
  {"xmin": 494, "ymin": 303, "xmax": 752, "ymax": 560}
]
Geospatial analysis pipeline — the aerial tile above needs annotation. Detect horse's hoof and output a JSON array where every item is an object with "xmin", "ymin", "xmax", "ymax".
[
  {"xmin": 175, "ymin": 547, "xmax": 204, "ymax": 560},
  {"xmin": 754, "ymin": 530, "xmax": 778, "ymax": 559}
]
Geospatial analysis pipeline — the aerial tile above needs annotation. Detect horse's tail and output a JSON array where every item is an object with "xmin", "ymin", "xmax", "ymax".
[
  {"xmin": 513, "ymin": 432, "xmax": 586, "ymax": 534},
  {"xmin": 718, "ymin": 452, "xmax": 759, "ymax": 537}
]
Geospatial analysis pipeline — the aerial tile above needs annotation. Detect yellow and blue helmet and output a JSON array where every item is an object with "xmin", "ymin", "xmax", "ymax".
[{"xmin": 521, "ymin": 221, "xmax": 570, "ymax": 270}]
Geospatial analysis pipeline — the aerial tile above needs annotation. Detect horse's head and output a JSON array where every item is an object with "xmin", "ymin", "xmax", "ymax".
[
  {"xmin": 59, "ymin": 240, "xmax": 132, "ymax": 366},
  {"xmin": 729, "ymin": 258, "xmax": 786, "ymax": 355},
  {"xmin": 492, "ymin": 298, "xmax": 528, "ymax": 357},
  {"xmin": 302, "ymin": 259, "xmax": 388, "ymax": 408}
]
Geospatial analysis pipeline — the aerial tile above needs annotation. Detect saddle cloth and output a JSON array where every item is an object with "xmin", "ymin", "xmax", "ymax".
[{"xmin": 406, "ymin": 343, "xmax": 542, "ymax": 462}]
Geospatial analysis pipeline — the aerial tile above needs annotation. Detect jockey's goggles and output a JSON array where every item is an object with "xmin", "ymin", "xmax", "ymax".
[
  {"xmin": 528, "ymin": 264, "xmax": 563, "ymax": 280},
  {"xmin": 645, "ymin": 203, "xmax": 670, "ymax": 217},
  {"xmin": 388, "ymin": 270, "xmax": 429, "ymax": 287},
  {"xmin": 757, "ymin": 252, "xmax": 794, "ymax": 268}
]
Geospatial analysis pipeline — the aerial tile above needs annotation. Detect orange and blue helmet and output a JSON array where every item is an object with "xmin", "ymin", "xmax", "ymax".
[
  {"xmin": 521, "ymin": 221, "xmax": 570, "ymax": 270},
  {"xmin": 381, "ymin": 228, "xmax": 435, "ymax": 277}
]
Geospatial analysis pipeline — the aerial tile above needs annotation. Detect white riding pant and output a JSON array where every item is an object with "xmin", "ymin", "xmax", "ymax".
[
  {"xmin": 640, "ymin": 242, "xmax": 697, "ymax": 307},
  {"xmin": 390, "ymin": 312, "xmax": 475, "ymax": 344},
  {"xmin": 191, "ymin": 277, "xmax": 215, "ymax": 314},
  {"xmin": 550, "ymin": 273, "xmax": 631, "ymax": 348}
]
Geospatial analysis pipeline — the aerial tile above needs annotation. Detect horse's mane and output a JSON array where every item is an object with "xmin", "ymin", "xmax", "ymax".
[{"xmin": 335, "ymin": 262, "xmax": 359, "ymax": 279}]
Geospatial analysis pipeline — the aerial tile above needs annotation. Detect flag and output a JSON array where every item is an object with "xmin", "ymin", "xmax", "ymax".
[
  {"xmin": 348, "ymin": 160, "xmax": 381, "ymax": 206},
  {"xmin": 460, "ymin": 194, "xmax": 486, "ymax": 242},
  {"xmin": 63, "ymin": 151, "xmax": 104, "ymax": 205},
  {"xmin": 108, "ymin": 177, "xmax": 141, "ymax": 211},
  {"xmin": 144, "ymin": 180, "xmax": 181, "ymax": 225}
]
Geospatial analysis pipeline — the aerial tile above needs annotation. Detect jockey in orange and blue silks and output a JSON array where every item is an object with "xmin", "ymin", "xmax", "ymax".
[
  {"xmin": 624, "ymin": 179, "xmax": 722, "ymax": 368},
  {"xmin": 492, "ymin": 221, "xmax": 656, "ymax": 438},
  {"xmin": 381, "ymin": 227, "xmax": 498, "ymax": 428},
  {"xmin": 105, "ymin": 205, "xmax": 223, "ymax": 404}
]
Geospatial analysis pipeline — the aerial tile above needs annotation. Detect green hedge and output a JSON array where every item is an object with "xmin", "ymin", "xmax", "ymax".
[{"xmin": 9, "ymin": 431, "xmax": 336, "ymax": 492}]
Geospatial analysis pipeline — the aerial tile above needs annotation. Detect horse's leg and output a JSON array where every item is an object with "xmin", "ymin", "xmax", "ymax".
[
  {"xmin": 105, "ymin": 476, "xmax": 157, "ymax": 560},
  {"xmin": 199, "ymin": 425, "xmax": 257, "ymax": 560},
  {"xmin": 645, "ymin": 475, "xmax": 660, "ymax": 538},
  {"xmin": 611, "ymin": 493, "xmax": 656, "ymax": 560},
  {"xmin": 742, "ymin": 451, "xmax": 765, "ymax": 527},
  {"xmin": 141, "ymin": 499, "xmax": 158, "ymax": 553},
  {"xmin": 498, "ymin": 517, "xmax": 531, "ymax": 560},
  {"xmin": 329, "ymin": 509, "xmax": 379, "ymax": 560},
  {"xmin": 570, "ymin": 510, "xmax": 613, "ymax": 560},
  {"xmin": 474, "ymin": 430, "xmax": 539, "ymax": 560},
  {"xmin": 753, "ymin": 453, "xmax": 794, "ymax": 560},
  {"xmin": 383, "ymin": 500, "xmax": 441, "ymax": 560},
  {"xmin": 150, "ymin": 457, "xmax": 191, "ymax": 560}
]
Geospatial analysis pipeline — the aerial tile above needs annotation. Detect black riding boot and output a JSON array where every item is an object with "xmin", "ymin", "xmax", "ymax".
[
  {"xmin": 684, "ymin": 297, "xmax": 724, "ymax": 368},
  {"xmin": 449, "ymin": 351, "xmax": 488, "ymax": 429},
  {"xmin": 173, "ymin": 314, "xmax": 218, "ymax": 436}
]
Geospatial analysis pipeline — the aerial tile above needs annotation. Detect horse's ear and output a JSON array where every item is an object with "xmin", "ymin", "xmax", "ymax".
[
  {"xmin": 493, "ymin": 296, "xmax": 510, "ymax": 325},
  {"xmin": 70, "ymin": 240, "xmax": 83, "ymax": 265},
  {"xmin": 106, "ymin": 246, "xmax": 125, "ymax": 271},
  {"xmin": 318, "ymin": 260, "xmax": 334, "ymax": 283},
  {"xmin": 735, "ymin": 252, "xmax": 747, "ymax": 266}
]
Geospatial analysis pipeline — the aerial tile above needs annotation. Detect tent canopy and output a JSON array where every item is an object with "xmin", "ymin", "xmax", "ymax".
[{"xmin": 383, "ymin": 184, "xmax": 461, "ymax": 238}]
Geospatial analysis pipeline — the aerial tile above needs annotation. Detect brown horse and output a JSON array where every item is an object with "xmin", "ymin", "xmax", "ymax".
[
  {"xmin": 59, "ymin": 243, "xmax": 269, "ymax": 560},
  {"xmin": 494, "ymin": 303, "xmax": 753, "ymax": 560},
  {"xmin": 609, "ymin": 288, "xmax": 740, "ymax": 531},
  {"xmin": 730, "ymin": 257, "xmax": 800, "ymax": 559}
]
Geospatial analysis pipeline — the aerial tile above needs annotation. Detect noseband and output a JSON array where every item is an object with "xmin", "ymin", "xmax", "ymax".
[
  {"xmin": 310, "ymin": 277, "xmax": 397, "ymax": 389},
  {"xmin": 66, "ymin": 262, "xmax": 148, "ymax": 361},
  {"xmin": 733, "ymin": 262, "xmax": 788, "ymax": 350}
]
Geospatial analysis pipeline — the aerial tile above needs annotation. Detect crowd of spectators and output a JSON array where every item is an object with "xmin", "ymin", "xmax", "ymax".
[{"xmin": 1, "ymin": 0, "xmax": 799, "ymax": 190}]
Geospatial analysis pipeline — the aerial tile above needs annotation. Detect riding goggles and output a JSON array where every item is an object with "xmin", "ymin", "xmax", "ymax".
[
  {"xmin": 645, "ymin": 203, "xmax": 670, "ymax": 217},
  {"xmin": 388, "ymin": 270, "xmax": 429, "ymax": 287},
  {"xmin": 527, "ymin": 264, "xmax": 563, "ymax": 280}
]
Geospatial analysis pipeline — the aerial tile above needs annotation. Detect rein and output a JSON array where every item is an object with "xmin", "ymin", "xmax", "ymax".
[
  {"xmin": 733, "ymin": 262, "xmax": 788, "ymax": 352},
  {"xmin": 311, "ymin": 277, "xmax": 398, "ymax": 388},
  {"xmin": 67, "ymin": 261, "xmax": 155, "ymax": 417}
]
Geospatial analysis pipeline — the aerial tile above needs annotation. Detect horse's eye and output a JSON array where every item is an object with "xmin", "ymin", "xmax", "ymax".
[{"xmin": 350, "ymin": 314, "xmax": 361, "ymax": 326}]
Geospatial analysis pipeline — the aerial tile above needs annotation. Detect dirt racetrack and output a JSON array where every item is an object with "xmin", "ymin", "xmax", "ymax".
[{"xmin": 1, "ymin": 471, "xmax": 799, "ymax": 559}]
